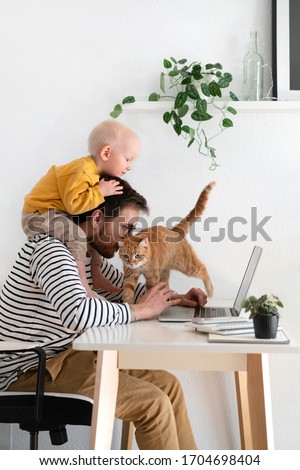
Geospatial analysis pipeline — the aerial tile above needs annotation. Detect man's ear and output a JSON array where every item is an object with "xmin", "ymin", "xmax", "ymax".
[
  {"xmin": 90, "ymin": 209, "xmax": 104, "ymax": 229},
  {"xmin": 99, "ymin": 144, "xmax": 111, "ymax": 161}
]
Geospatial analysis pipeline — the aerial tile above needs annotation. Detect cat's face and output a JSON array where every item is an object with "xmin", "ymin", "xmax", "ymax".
[{"xmin": 118, "ymin": 237, "xmax": 149, "ymax": 270}]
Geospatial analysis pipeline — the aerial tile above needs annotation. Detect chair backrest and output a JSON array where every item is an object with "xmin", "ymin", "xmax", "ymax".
[
  {"xmin": 0, "ymin": 341, "xmax": 92, "ymax": 448},
  {"xmin": 0, "ymin": 340, "xmax": 133, "ymax": 449}
]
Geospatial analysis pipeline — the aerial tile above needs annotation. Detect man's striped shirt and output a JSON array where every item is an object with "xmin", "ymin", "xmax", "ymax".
[{"xmin": 0, "ymin": 234, "xmax": 144, "ymax": 390}]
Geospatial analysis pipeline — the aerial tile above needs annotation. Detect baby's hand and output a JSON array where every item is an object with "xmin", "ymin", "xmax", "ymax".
[{"xmin": 99, "ymin": 179, "xmax": 123, "ymax": 197}]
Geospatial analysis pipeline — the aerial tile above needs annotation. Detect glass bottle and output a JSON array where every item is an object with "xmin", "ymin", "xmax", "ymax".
[{"xmin": 242, "ymin": 31, "xmax": 264, "ymax": 101}]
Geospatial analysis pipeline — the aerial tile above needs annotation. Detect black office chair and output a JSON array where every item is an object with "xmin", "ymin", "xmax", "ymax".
[{"xmin": 0, "ymin": 342, "xmax": 133, "ymax": 450}]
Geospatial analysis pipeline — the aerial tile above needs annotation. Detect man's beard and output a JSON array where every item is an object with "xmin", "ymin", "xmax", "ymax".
[{"xmin": 88, "ymin": 239, "xmax": 118, "ymax": 259}]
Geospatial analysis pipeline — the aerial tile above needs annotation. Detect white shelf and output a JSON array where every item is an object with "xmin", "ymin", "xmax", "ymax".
[{"xmin": 122, "ymin": 100, "xmax": 300, "ymax": 113}]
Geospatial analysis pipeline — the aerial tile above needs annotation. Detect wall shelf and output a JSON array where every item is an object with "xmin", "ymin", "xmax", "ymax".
[{"xmin": 122, "ymin": 100, "xmax": 300, "ymax": 113}]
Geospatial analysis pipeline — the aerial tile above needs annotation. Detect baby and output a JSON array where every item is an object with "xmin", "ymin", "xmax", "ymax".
[{"xmin": 22, "ymin": 120, "xmax": 140, "ymax": 298}]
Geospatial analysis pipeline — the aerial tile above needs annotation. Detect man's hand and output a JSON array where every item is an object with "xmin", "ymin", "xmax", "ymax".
[
  {"xmin": 99, "ymin": 179, "xmax": 123, "ymax": 197},
  {"xmin": 173, "ymin": 288, "xmax": 208, "ymax": 308},
  {"xmin": 130, "ymin": 282, "xmax": 181, "ymax": 321}
]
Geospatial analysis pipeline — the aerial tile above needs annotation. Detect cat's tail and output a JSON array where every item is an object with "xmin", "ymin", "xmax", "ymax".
[{"xmin": 172, "ymin": 181, "xmax": 216, "ymax": 236}]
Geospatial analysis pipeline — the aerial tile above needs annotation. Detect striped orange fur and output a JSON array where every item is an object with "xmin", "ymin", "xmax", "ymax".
[{"xmin": 119, "ymin": 182, "xmax": 215, "ymax": 303}]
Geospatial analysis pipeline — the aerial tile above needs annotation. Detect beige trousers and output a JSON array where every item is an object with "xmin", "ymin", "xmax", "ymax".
[
  {"xmin": 8, "ymin": 348, "xmax": 197, "ymax": 450},
  {"xmin": 21, "ymin": 210, "xmax": 102, "ymax": 265}
]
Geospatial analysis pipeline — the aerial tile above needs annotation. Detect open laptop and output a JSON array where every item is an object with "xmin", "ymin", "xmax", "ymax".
[{"xmin": 158, "ymin": 246, "xmax": 262, "ymax": 324}]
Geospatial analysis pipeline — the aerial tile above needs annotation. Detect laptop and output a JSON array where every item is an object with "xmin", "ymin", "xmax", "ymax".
[{"xmin": 158, "ymin": 246, "xmax": 262, "ymax": 324}]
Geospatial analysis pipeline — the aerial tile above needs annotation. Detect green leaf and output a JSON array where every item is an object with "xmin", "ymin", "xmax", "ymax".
[
  {"xmin": 200, "ymin": 112, "xmax": 213, "ymax": 121},
  {"xmin": 209, "ymin": 81, "xmax": 222, "ymax": 97},
  {"xmin": 109, "ymin": 104, "xmax": 122, "ymax": 118},
  {"xmin": 163, "ymin": 111, "xmax": 172, "ymax": 124},
  {"xmin": 201, "ymin": 83, "xmax": 210, "ymax": 97},
  {"xmin": 177, "ymin": 104, "xmax": 189, "ymax": 118},
  {"xmin": 181, "ymin": 125, "xmax": 190, "ymax": 133},
  {"xmin": 170, "ymin": 57, "xmax": 177, "ymax": 64},
  {"xmin": 224, "ymin": 72, "xmax": 233, "ymax": 81},
  {"xmin": 191, "ymin": 111, "xmax": 211, "ymax": 122},
  {"xmin": 192, "ymin": 64, "xmax": 201, "ymax": 73},
  {"xmin": 191, "ymin": 110, "xmax": 202, "ymax": 121},
  {"xmin": 222, "ymin": 118, "xmax": 233, "ymax": 128},
  {"xmin": 205, "ymin": 62, "xmax": 223, "ymax": 71},
  {"xmin": 148, "ymin": 92, "xmax": 160, "ymax": 101},
  {"xmin": 181, "ymin": 77, "xmax": 192, "ymax": 85},
  {"xmin": 173, "ymin": 123, "xmax": 181, "ymax": 135},
  {"xmin": 171, "ymin": 110, "xmax": 182, "ymax": 126},
  {"xmin": 218, "ymin": 77, "xmax": 231, "ymax": 88},
  {"xmin": 189, "ymin": 128, "xmax": 195, "ymax": 139},
  {"xmin": 169, "ymin": 69, "xmax": 180, "ymax": 77},
  {"xmin": 122, "ymin": 96, "xmax": 135, "ymax": 105},
  {"xmin": 191, "ymin": 64, "xmax": 202, "ymax": 79},
  {"xmin": 209, "ymin": 147, "xmax": 216, "ymax": 158},
  {"xmin": 230, "ymin": 91, "xmax": 239, "ymax": 101},
  {"xmin": 163, "ymin": 58, "xmax": 172, "ymax": 69},
  {"xmin": 178, "ymin": 58, "xmax": 187, "ymax": 64},
  {"xmin": 188, "ymin": 137, "xmax": 195, "ymax": 147},
  {"xmin": 179, "ymin": 65, "xmax": 189, "ymax": 74},
  {"xmin": 174, "ymin": 91, "xmax": 187, "ymax": 109},
  {"xmin": 186, "ymin": 83, "xmax": 200, "ymax": 100},
  {"xmin": 196, "ymin": 98, "xmax": 207, "ymax": 113},
  {"xmin": 160, "ymin": 72, "xmax": 165, "ymax": 93},
  {"xmin": 227, "ymin": 106, "xmax": 237, "ymax": 115}
]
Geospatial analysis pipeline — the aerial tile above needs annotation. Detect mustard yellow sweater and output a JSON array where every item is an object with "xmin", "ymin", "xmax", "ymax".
[{"xmin": 23, "ymin": 156, "xmax": 104, "ymax": 215}]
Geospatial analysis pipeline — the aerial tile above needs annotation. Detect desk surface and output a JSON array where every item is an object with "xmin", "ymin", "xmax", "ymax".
[{"xmin": 73, "ymin": 319, "xmax": 299, "ymax": 355}]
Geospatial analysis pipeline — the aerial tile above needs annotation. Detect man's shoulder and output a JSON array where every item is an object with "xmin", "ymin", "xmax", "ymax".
[{"xmin": 23, "ymin": 234, "xmax": 71, "ymax": 256}]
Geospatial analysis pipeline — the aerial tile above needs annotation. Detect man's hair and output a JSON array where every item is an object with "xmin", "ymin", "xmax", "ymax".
[
  {"xmin": 74, "ymin": 175, "xmax": 149, "ymax": 224},
  {"xmin": 88, "ymin": 119, "xmax": 139, "ymax": 157}
]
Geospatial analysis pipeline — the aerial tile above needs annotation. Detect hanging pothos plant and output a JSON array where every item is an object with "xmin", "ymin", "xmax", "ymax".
[{"xmin": 110, "ymin": 57, "xmax": 239, "ymax": 170}]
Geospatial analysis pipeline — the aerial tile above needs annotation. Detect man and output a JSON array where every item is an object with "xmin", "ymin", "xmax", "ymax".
[{"xmin": 0, "ymin": 177, "xmax": 207, "ymax": 450}]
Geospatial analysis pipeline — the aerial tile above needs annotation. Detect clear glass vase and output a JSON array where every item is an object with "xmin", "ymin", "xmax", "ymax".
[{"xmin": 242, "ymin": 31, "xmax": 264, "ymax": 101}]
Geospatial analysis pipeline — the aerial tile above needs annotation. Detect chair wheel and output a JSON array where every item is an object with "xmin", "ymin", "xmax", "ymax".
[{"xmin": 49, "ymin": 426, "xmax": 68, "ymax": 445}]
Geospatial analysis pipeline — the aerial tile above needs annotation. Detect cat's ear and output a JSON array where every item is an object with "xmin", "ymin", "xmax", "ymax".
[
  {"xmin": 139, "ymin": 237, "xmax": 149, "ymax": 248},
  {"xmin": 118, "ymin": 241, "xmax": 125, "ymax": 247}
]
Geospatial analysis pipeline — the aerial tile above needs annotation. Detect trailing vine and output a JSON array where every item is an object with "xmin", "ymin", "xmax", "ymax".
[{"xmin": 110, "ymin": 57, "xmax": 239, "ymax": 170}]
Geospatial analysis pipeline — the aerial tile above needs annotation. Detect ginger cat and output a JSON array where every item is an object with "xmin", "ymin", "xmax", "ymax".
[{"xmin": 118, "ymin": 182, "xmax": 215, "ymax": 303}]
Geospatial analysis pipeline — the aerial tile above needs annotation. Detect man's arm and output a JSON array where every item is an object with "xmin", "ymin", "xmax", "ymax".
[
  {"xmin": 95, "ymin": 258, "xmax": 146, "ymax": 302},
  {"xmin": 30, "ymin": 237, "xmax": 131, "ymax": 330}
]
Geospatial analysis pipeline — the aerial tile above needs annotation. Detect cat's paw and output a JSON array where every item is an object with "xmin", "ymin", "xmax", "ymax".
[{"xmin": 123, "ymin": 292, "xmax": 134, "ymax": 304}]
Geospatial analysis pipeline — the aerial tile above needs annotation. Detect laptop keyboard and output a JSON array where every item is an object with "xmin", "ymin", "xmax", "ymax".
[{"xmin": 194, "ymin": 307, "xmax": 226, "ymax": 319}]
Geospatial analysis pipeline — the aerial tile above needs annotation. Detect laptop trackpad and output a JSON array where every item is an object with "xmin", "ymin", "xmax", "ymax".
[{"xmin": 158, "ymin": 306, "xmax": 195, "ymax": 322}]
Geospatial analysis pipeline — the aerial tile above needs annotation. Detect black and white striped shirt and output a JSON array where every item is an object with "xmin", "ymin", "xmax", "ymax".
[{"xmin": 0, "ymin": 234, "xmax": 144, "ymax": 390}]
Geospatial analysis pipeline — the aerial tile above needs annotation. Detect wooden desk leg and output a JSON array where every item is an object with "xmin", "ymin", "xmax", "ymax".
[
  {"xmin": 121, "ymin": 421, "xmax": 134, "ymax": 450},
  {"xmin": 235, "ymin": 354, "xmax": 274, "ymax": 450},
  {"xmin": 89, "ymin": 350, "xmax": 119, "ymax": 450}
]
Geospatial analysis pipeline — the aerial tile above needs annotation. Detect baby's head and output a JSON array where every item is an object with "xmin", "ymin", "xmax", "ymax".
[{"xmin": 88, "ymin": 120, "xmax": 140, "ymax": 177}]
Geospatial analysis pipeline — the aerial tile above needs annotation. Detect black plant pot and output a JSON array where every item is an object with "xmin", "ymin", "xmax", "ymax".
[{"xmin": 253, "ymin": 315, "xmax": 279, "ymax": 339}]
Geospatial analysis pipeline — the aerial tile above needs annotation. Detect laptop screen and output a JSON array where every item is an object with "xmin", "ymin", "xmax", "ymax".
[{"xmin": 233, "ymin": 246, "xmax": 263, "ymax": 313}]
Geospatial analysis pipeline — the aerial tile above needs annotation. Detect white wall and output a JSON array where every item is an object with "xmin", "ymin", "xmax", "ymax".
[{"xmin": 0, "ymin": 0, "xmax": 299, "ymax": 450}]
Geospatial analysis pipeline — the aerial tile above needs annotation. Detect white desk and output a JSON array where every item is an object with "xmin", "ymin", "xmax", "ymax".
[{"xmin": 73, "ymin": 319, "xmax": 299, "ymax": 450}]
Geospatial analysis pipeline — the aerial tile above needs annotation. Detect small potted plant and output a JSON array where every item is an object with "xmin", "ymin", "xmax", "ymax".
[{"xmin": 241, "ymin": 294, "xmax": 284, "ymax": 339}]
